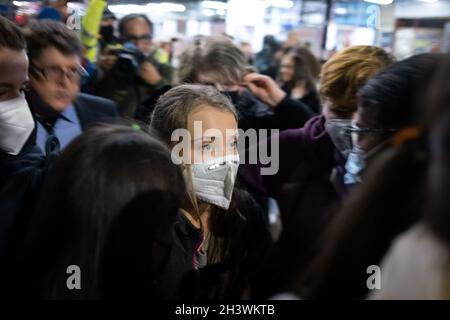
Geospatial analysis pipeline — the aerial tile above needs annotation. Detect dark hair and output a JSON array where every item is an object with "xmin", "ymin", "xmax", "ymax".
[
  {"xmin": 25, "ymin": 20, "xmax": 82, "ymax": 60},
  {"xmin": 118, "ymin": 13, "xmax": 153, "ymax": 38},
  {"xmin": 262, "ymin": 35, "xmax": 279, "ymax": 52},
  {"xmin": 0, "ymin": 15, "xmax": 26, "ymax": 51},
  {"xmin": 358, "ymin": 53, "xmax": 443, "ymax": 131},
  {"xmin": 151, "ymin": 84, "xmax": 237, "ymax": 144},
  {"xmin": 279, "ymin": 46, "xmax": 320, "ymax": 94},
  {"xmin": 299, "ymin": 141, "xmax": 428, "ymax": 299},
  {"xmin": 425, "ymin": 55, "xmax": 450, "ymax": 247},
  {"xmin": 13, "ymin": 124, "xmax": 185, "ymax": 299}
]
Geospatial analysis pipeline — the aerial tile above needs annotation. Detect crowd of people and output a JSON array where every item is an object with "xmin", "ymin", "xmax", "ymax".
[{"xmin": 1, "ymin": 4, "xmax": 450, "ymax": 300}]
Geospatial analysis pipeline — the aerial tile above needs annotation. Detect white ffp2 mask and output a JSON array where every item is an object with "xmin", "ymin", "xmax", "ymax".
[
  {"xmin": 190, "ymin": 154, "xmax": 240, "ymax": 210},
  {"xmin": 0, "ymin": 93, "xmax": 34, "ymax": 155}
]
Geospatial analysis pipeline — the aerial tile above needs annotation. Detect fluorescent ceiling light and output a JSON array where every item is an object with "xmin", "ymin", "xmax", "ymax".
[
  {"xmin": 159, "ymin": 2, "xmax": 186, "ymax": 12},
  {"xmin": 13, "ymin": 1, "xmax": 31, "ymax": 6},
  {"xmin": 334, "ymin": 7, "xmax": 348, "ymax": 15},
  {"xmin": 203, "ymin": 9, "xmax": 215, "ymax": 16},
  {"xmin": 202, "ymin": 1, "xmax": 229, "ymax": 10},
  {"xmin": 109, "ymin": 4, "xmax": 147, "ymax": 15},
  {"xmin": 265, "ymin": 0, "xmax": 295, "ymax": 9},
  {"xmin": 364, "ymin": 0, "xmax": 394, "ymax": 5}
]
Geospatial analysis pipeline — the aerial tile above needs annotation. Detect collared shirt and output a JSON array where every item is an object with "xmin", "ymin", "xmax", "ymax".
[{"xmin": 36, "ymin": 104, "xmax": 82, "ymax": 153}]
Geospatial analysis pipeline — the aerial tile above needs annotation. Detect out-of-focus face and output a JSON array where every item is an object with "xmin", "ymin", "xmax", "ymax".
[
  {"xmin": 29, "ymin": 46, "xmax": 81, "ymax": 112},
  {"xmin": 196, "ymin": 72, "xmax": 240, "ymax": 92},
  {"xmin": 279, "ymin": 55, "xmax": 294, "ymax": 84},
  {"xmin": 0, "ymin": 48, "xmax": 29, "ymax": 102},
  {"xmin": 352, "ymin": 111, "xmax": 384, "ymax": 153},
  {"xmin": 187, "ymin": 105, "xmax": 238, "ymax": 164},
  {"xmin": 122, "ymin": 17, "xmax": 153, "ymax": 56}
]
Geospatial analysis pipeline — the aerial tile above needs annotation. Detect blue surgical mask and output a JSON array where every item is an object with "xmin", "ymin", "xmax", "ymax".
[{"xmin": 344, "ymin": 147, "xmax": 365, "ymax": 187}]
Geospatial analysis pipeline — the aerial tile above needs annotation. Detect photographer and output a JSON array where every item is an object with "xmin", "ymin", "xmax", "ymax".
[{"xmin": 90, "ymin": 14, "xmax": 173, "ymax": 119}]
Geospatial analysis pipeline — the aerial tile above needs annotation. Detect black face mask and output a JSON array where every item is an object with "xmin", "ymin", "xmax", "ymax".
[
  {"xmin": 219, "ymin": 90, "xmax": 240, "ymax": 105},
  {"xmin": 100, "ymin": 25, "xmax": 115, "ymax": 45}
]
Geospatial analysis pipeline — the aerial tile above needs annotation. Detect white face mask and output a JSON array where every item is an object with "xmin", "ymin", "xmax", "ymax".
[
  {"xmin": 0, "ymin": 93, "xmax": 34, "ymax": 155},
  {"xmin": 190, "ymin": 154, "xmax": 240, "ymax": 210}
]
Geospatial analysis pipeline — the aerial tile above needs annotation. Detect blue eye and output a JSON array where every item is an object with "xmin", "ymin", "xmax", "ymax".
[{"xmin": 202, "ymin": 143, "xmax": 212, "ymax": 151}]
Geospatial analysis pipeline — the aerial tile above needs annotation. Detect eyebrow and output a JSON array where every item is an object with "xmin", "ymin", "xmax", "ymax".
[{"xmin": 192, "ymin": 136, "xmax": 216, "ymax": 142}]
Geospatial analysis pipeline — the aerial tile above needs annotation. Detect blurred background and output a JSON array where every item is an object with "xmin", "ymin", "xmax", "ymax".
[{"xmin": 1, "ymin": 0, "xmax": 449, "ymax": 61}]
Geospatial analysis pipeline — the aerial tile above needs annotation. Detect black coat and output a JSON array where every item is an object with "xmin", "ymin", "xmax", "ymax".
[
  {"xmin": 155, "ymin": 190, "xmax": 274, "ymax": 300},
  {"xmin": 73, "ymin": 93, "xmax": 119, "ymax": 130},
  {"xmin": 0, "ymin": 93, "xmax": 118, "ymax": 258},
  {"xmin": 228, "ymin": 89, "xmax": 314, "ymax": 132}
]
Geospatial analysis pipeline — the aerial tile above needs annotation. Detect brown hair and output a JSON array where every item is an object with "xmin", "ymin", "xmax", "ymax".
[
  {"xmin": 320, "ymin": 45, "xmax": 393, "ymax": 118},
  {"xmin": 150, "ymin": 84, "xmax": 238, "ymax": 145},
  {"xmin": 0, "ymin": 16, "xmax": 26, "ymax": 51},
  {"xmin": 279, "ymin": 46, "xmax": 321, "ymax": 93},
  {"xmin": 25, "ymin": 19, "xmax": 82, "ymax": 60},
  {"xmin": 178, "ymin": 35, "xmax": 248, "ymax": 86}
]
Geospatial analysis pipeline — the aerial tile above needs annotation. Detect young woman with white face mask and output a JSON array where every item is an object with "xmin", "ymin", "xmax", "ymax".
[{"xmin": 150, "ymin": 84, "xmax": 273, "ymax": 299}]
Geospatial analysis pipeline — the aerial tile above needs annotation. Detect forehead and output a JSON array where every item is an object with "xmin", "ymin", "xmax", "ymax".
[
  {"xmin": 187, "ymin": 105, "xmax": 237, "ymax": 135},
  {"xmin": 124, "ymin": 18, "xmax": 151, "ymax": 35},
  {"xmin": 0, "ymin": 48, "xmax": 28, "ymax": 84},
  {"xmin": 281, "ymin": 55, "xmax": 294, "ymax": 64}
]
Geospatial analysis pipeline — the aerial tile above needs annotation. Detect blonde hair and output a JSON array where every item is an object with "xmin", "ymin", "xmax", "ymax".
[{"xmin": 320, "ymin": 46, "xmax": 393, "ymax": 118}]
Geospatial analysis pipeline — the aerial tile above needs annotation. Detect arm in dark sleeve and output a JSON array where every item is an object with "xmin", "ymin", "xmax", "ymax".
[
  {"xmin": 274, "ymin": 96, "xmax": 315, "ymax": 130},
  {"xmin": 240, "ymin": 128, "xmax": 308, "ymax": 198},
  {"xmin": 0, "ymin": 146, "xmax": 47, "ymax": 257}
]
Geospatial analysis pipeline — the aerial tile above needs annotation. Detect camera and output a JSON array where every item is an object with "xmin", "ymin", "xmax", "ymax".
[{"xmin": 113, "ymin": 42, "xmax": 146, "ymax": 81}]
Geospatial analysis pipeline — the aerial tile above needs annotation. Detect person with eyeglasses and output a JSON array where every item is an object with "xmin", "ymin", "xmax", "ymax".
[
  {"xmin": 25, "ymin": 20, "xmax": 118, "ymax": 155},
  {"xmin": 90, "ymin": 13, "xmax": 173, "ymax": 119},
  {"xmin": 300, "ymin": 53, "xmax": 444, "ymax": 300},
  {"xmin": 241, "ymin": 46, "xmax": 394, "ymax": 296}
]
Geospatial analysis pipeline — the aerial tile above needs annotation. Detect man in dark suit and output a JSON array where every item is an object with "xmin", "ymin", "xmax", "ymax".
[
  {"xmin": 25, "ymin": 20, "xmax": 118, "ymax": 155},
  {"xmin": 0, "ymin": 19, "xmax": 117, "ymax": 259}
]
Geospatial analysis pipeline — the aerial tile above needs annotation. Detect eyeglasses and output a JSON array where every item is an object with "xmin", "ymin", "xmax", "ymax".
[
  {"xmin": 125, "ymin": 34, "xmax": 152, "ymax": 43},
  {"xmin": 348, "ymin": 120, "xmax": 398, "ymax": 148},
  {"xmin": 348, "ymin": 121, "xmax": 398, "ymax": 134},
  {"xmin": 30, "ymin": 63, "xmax": 88, "ymax": 82}
]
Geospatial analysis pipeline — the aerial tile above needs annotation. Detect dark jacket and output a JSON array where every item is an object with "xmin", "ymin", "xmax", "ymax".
[
  {"xmin": 0, "ymin": 146, "xmax": 45, "ymax": 258},
  {"xmin": 89, "ymin": 54, "xmax": 173, "ymax": 119},
  {"xmin": 227, "ymin": 89, "xmax": 314, "ymax": 132},
  {"xmin": 241, "ymin": 115, "xmax": 347, "ymax": 293},
  {"xmin": 299, "ymin": 91, "xmax": 321, "ymax": 115},
  {"xmin": 155, "ymin": 190, "xmax": 274, "ymax": 300},
  {"xmin": 73, "ymin": 93, "xmax": 119, "ymax": 129},
  {"xmin": 0, "ymin": 93, "xmax": 118, "ymax": 258},
  {"xmin": 281, "ymin": 85, "xmax": 322, "ymax": 115}
]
